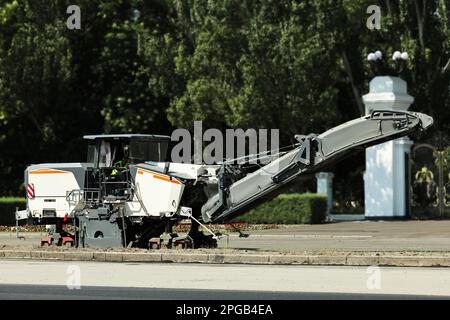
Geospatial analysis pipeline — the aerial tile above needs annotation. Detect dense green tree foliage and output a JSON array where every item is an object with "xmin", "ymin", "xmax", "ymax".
[{"xmin": 0, "ymin": 0, "xmax": 449, "ymax": 196}]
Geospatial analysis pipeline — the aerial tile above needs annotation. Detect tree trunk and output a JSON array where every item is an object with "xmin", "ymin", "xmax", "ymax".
[{"xmin": 341, "ymin": 51, "xmax": 364, "ymax": 116}]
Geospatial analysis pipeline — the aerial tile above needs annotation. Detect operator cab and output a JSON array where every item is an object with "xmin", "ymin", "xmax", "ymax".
[
  {"xmin": 83, "ymin": 134, "xmax": 171, "ymax": 202},
  {"xmin": 84, "ymin": 134, "xmax": 171, "ymax": 168}
]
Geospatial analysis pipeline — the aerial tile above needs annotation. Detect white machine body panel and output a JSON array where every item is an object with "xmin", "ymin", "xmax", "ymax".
[
  {"xmin": 131, "ymin": 168, "xmax": 185, "ymax": 217},
  {"xmin": 26, "ymin": 164, "xmax": 85, "ymax": 219}
]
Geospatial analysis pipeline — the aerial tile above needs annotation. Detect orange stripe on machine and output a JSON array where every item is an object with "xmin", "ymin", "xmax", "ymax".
[
  {"xmin": 29, "ymin": 169, "xmax": 69, "ymax": 175},
  {"xmin": 137, "ymin": 169, "xmax": 182, "ymax": 185}
]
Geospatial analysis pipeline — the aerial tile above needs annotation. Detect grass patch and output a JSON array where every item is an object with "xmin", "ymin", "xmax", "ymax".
[{"xmin": 0, "ymin": 197, "xmax": 26, "ymax": 204}]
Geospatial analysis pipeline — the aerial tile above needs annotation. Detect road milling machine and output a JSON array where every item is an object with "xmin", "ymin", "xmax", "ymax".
[{"xmin": 17, "ymin": 110, "xmax": 434, "ymax": 249}]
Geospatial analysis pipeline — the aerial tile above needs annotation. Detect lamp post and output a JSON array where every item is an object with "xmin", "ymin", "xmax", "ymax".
[
  {"xmin": 316, "ymin": 172, "xmax": 334, "ymax": 214},
  {"xmin": 364, "ymin": 51, "xmax": 414, "ymax": 218}
]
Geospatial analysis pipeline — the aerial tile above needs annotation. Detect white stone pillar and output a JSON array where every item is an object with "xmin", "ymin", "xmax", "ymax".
[
  {"xmin": 363, "ymin": 76, "xmax": 414, "ymax": 218},
  {"xmin": 316, "ymin": 172, "xmax": 334, "ymax": 213}
]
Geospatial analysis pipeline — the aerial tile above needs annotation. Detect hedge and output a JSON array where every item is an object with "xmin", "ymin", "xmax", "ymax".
[
  {"xmin": 235, "ymin": 193, "xmax": 328, "ymax": 225},
  {"xmin": 0, "ymin": 194, "xmax": 328, "ymax": 226},
  {"xmin": 0, "ymin": 197, "xmax": 26, "ymax": 226}
]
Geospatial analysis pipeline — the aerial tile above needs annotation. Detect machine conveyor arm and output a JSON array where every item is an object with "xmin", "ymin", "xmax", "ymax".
[{"xmin": 201, "ymin": 110, "xmax": 433, "ymax": 223}]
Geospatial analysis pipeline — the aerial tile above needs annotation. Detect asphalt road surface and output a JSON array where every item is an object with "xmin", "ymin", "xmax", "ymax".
[
  {"xmin": 3, "ymin": 220, "xmax": 450, "ymax": 252},
  {"xmin": 218, "ymin": 220, "xmax": 450, "ymax": 252},
  {"xmin": 1, "ymin": 260, "xmax": 450, "ymax": 299},
  {"xmin": 0, "ymin": 284, "xmax": 445, "ymax": 300}
]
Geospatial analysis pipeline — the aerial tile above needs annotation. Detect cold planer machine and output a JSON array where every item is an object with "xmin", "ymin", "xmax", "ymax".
[{"xmin": 17, "ymin": 110, "xmax": 433, "ymax": 249}]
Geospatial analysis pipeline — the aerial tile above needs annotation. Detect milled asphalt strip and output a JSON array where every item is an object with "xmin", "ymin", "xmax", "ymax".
[
  {"xmin": 1, "ymin": 250, "xmax": 450, "ymax": 267},
  {"xmin": 227, "ymin": 234, "xmax": 374, "ymax": 239}
]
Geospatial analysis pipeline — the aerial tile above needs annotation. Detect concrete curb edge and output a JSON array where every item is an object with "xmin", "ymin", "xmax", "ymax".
[{"xmin": 1, "ymin": 250, "xmax": 450, "ymax": 267}]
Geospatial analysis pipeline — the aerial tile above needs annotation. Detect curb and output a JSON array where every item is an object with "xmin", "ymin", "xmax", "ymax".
[{"xmin": 1, "ymin": 250, "xmax": 450, "ymax": 267}]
